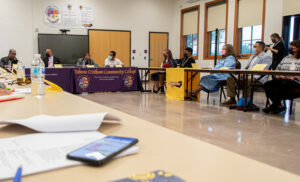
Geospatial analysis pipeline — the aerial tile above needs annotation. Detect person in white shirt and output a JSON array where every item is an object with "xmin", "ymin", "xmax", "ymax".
[
  {"xmin": 42, "ymin": 49, "xmax": 61, "ymax": 68},
  {"xmin": 104, "ymin": 51, "xmax": 123, "ymax": 68}
]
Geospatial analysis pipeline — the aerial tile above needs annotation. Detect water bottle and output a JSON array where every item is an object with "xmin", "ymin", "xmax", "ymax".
[
  {"xmin": 37, "ymin": 55, "xmax": 45, "ymax": 96},
  {"xmin": 17, "ymin": 58, "xmax": 25, "ymax": 80},
  {"xmin": 31, "ymin": 54, "xmax": 45, "ymax": 96},
  {"xmin": 82, "ymin": 59, "xmax": 86, "ymax": 68}
]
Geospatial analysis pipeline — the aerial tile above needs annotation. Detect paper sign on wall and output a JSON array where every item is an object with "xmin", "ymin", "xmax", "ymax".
[{"xmin": 44, "ymin": 3, "xmax": 93, "ymax": 29}]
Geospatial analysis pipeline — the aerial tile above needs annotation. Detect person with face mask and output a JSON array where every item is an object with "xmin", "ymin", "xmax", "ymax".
[
  {"xmin": 265, "ymin": 33, "xmax": 285, "ymax": 70},
  {"xmin": 0, "ymin": 49, "xmax": 18, "ymax": 68},
  {"xmin": 150, "ymin": 49, "xmax": 176, "ymax": 94},
  {"xmin": 76, "ymin": 53, "xmax": 98, "ymax": 67},
  {"xmin": 104, "ymin": 51, "xmax": 123, "ymax": 68},
  {"xmin": 263, "ymin": 40, "xmax": 300, "ymax": 114},
  {"xmin": 222, "ymin": 41, "xmax": 272, "ymax": 106},
  {"xmin": 42, "ymin": 48, "xmax": 61, "ymax": 68},
  {"xmin": 179, "ymin": 47, "xmax": 196, "ymax": 68},
  {"xmin": 189, "ymin": 44, "xmax": 237, "ymax": 98}
]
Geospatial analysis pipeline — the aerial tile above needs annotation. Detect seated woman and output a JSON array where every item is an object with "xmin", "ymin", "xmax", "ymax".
[
  {"xmin": 0, "ymin": 83, "xmax": 12, "ymax": 96},
  {"xmin": 263, "ymin": 40, "xmax": 300, "ymax": 114},
  {"xmin": 151, "ymin": 49, "xmax": 176, "ymax": 94},
  {"xmin": 190, "ymin": 44, "xmax": 237, "ymax": 97}
]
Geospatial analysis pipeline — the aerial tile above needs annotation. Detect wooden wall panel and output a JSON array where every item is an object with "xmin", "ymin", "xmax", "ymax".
[
  {"xmin": 149, "ymin": 33, "xmax": 168, "ymax": 68},
  {"xmin": 89, "ymin": 30, "xmax": 131, "ymax": 67}
]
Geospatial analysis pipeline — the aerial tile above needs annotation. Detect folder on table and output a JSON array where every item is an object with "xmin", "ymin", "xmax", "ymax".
[
  {"xmin": 115, "ymin": 65, "xmax": 122, "ymax": 68},
  {"xmin": 54, "ymin": 64, "xmax": 63, "ymax": 68},
  {"xmin": 251, "ymin": 64, "xmax": 268, "ymax": 71},
  {"xmin": 219, "ymin": 67, "xmax": 231, "ymax": 70},
  {"xmin": 86, "ymin": 65, "xmax": 95, "ymax": 68},
  {"xmin": 192, "ymin": 63, "xmax": 199, "ymax": 69}
]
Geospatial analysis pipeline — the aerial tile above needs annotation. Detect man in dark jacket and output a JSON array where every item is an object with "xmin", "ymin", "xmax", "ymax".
[
  {"xmin": 43, "ymin": 48, "xmax": 61, "ymax": 68},
  {"xmin": 0, "ymin": 49, "xmax": 18, "ymax": 68}
]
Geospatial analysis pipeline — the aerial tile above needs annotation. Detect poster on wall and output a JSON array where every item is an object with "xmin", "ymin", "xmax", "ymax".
[
  {"xmin": 62, "ymin": 3, "xmax": 78, "ymax": 28},
  {"xmin": 45, "ymin": 4, "xmax": 62, "ymax": 27},
  {"xmin": 79, "ymin": 5, "xmax": 93, "ymax": 28},
  {"xmin": 44, "ymin": 3, "xmax": 93, "ymax": 28}
]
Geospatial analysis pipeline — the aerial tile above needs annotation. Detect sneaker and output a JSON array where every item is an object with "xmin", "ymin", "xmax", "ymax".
[{"xmin": 222, "ymin": 99, "xmax": 236, "ymax": 106}]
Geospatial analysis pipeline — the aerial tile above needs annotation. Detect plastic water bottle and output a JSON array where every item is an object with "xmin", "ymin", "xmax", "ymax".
[
  {"xmin": 31, "ymin": 54, "xmax": 45, "ymax": 96},
  {"xmin": 82, "ymin": 59, "xmax": 86, "ymax": 68},
  {"xmin": 17, "ymin": 58, "xmax": 25, "ymax": 79}
]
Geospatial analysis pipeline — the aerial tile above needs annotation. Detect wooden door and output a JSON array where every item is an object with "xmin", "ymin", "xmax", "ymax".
[
  {"xmin": 89, "ymin": 30, "xmax": 131, "ymax": 67},
  {"xmin": 149, "ymin": 32, "xmax": 169, "ymax": 68}
]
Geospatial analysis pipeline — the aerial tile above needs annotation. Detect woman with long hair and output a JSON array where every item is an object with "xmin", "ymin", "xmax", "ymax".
[
  {"xmin": 190, "ymin": 44, "xmax": 237, "ymax": 97},
  {"xmin": 151, "ymin": 49, "xmax": 176, "ymax": 94},
  {"xmin": 265, "ymin": 33, "xmax": 285, "ymax": 70},
  {"xmin": 263, "ymin": 40, "xmax": 300, "ymax": 114}
]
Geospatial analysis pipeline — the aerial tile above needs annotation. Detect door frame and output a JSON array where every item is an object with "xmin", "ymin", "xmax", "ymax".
[
  {"xmin": 88, "ymin": 29, "xmax": 132, "ymax": 66},
  {"xmin": 148, "ymin": 32, "xmax": 169, "ymax": 67}
]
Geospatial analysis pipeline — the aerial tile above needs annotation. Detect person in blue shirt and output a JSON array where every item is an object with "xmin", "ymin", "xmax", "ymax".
[{"xmin": 190, "ymin": 44, "xmax": 237, "ymax": 97}]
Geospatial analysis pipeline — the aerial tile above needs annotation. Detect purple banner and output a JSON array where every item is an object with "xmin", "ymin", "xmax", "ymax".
[
  {"xmin": 26, "ymin": 67, "xmax": 142, "ymax": 93},
  {"xmin": 26, "ymin": 68, "xmax": 74, "ymax": 93},
  {"xmin": 73, "ymin": 67, "xmax": 142, "ymax": 93}
]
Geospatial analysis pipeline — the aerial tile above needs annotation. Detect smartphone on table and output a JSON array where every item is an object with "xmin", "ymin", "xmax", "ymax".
[{"xmin": 67, "ymin": 136, "xmax": 138, "ymax": 166}]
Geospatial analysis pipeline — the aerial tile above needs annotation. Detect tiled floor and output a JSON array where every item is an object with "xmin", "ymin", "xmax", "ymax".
[{"xmin": 81, "ymin": 90, "xmax": 300, "ymax": 175}]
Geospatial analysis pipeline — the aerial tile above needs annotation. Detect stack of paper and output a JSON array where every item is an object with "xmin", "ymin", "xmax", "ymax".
[
  {"xmin": 0, "ymin": 132, "xmax": 139, "ymax": 180},
  {"xmin": 0, "ymin": 113, "xmax": 139, "ymax": 180},
  {"xmin": 0, "ymin": 113, "xmax": 121, "ymax": 132}
]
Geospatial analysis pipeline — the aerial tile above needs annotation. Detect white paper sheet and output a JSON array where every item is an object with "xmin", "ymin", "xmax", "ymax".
[
  {"xmin": 0, "ymin": 132, "xmax": 139, "ymax": 180},
  {"xmin": 1, "ymin": 113, "xmax": 121, "ymax": 132},
  {"xmin": 14, "ymin": 88, "xmax": 32, "ymax": 94}
]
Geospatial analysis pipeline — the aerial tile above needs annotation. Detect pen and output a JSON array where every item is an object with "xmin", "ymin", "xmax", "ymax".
[{"xmin": 13, "ymin": 166, "xmax": 22, "ymax": 182}]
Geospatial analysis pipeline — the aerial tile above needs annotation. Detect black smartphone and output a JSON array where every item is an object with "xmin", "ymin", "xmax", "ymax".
[{"xmin": 67, "ymin": 136, "xmax": 138, "ymax": 166}]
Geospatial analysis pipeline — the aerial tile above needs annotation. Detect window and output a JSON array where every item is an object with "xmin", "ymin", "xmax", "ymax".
[
  {"xmin": 209, "ymin": 30, "xmax": 226, "ymax": 56},
  {"xmin": 240, "ymin": 25, "xmax": 262, "ymax": 55},
  {"xmin": 185, "ymin": 34, "xmax": 198, "ymax": 57},
  {"xmin": 234, "ymin": 0, "xmax": 265, "ymax": 57},
  {"xmin": 204, "ymin": 0, "xmax": 228, "ymax": 59},
  {"xmin": 181, "ymin": 6, "xmax": 199, "ymax": 59}
]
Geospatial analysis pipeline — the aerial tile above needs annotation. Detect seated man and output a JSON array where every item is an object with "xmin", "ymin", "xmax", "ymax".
[
  {"xmin": 0, "ymin": 49, "xmax": 18, "ymax": 68},
  {"xmin": 43, "ymin": 48, "xmax": 61, "ymax": 68},
  {"xmin": 0, "ymin": 83, "xmax": 12, "ymax": 96},
  {"xmin": 222, "ymin": 41, "xmax": 272, "ymax": 106},
  {"xmin": 104, "ymin": 51, "xmax": 123, "ymax": 68},
  {"xmin": 179, "ymin": 47, "xmax": 195, "ymax": 68},
  {"xmin": 76, "ymin": 53, "xmax": 98, "ymax": 67}
]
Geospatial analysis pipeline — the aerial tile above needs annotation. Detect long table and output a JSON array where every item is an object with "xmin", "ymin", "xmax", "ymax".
[
  {"xmin": 25, "ymin": 67, "xmax": 142, "ymax": 93},
  {"xmin": 185, "ymin": 69, "xmax": 300, "ymax": 111},
  {"xmin": 1, "ymin": 92, "xmax": 300, "ymax": 181}
]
